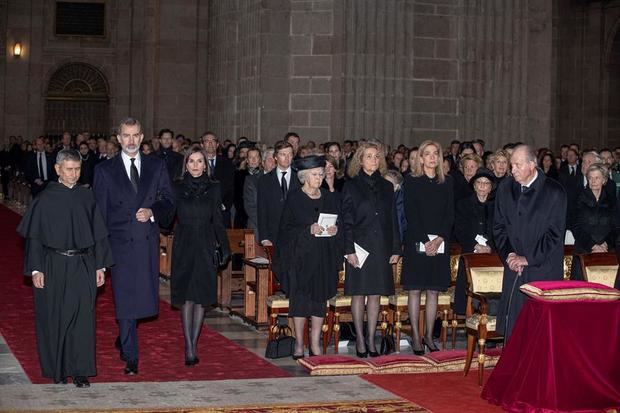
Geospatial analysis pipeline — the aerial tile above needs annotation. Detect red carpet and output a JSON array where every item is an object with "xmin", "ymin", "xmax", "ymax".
[
  {"xmin": 364, "ymin": 371, "xmax": 503, "ymax": 413},
  {"xmin": 0, "ymin": 204, "xmax": 289, "ymax": 383}
]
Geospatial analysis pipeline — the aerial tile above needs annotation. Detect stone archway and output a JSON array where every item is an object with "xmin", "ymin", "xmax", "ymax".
[{"xmin": 44, "ymin": 62, "xmax": 109, "ymax": 136}]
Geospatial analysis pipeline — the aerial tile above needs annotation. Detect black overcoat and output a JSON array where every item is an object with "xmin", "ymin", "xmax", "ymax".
[
  {"xmin": 341, "ymin": 171, "xmax": 400, "ymax": 296},
  {"xmin": 93, "ymin": 154, "xmax": 174, "ymax": 320},
  {"xmin": 494, "ymin": 171, "xmax": 566, "ymax": 338},
  {"xmin": 401, "ymin": 174, "xmax": 454, "ymax": 291},
  {"xmin": 272, "ymin": 188, "xmax": 342, "ymax": 302},
  {"xmin": 169, "ymin": 175, "xmax": 230, "ymax": 306}
]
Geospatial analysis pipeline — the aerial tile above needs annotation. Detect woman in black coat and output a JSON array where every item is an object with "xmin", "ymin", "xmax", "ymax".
[
  {"xmin": 401, "ymin": 140, "xmax": 454, "ymax": 354},
  {"xmin": 169, "ymin": 144, "xmax": 230, "ymax": 366},
  {"xmin": 453, "ymin": 168, "xmax": 496, "ymax": 315},
  {"xmin": 273, "ymin": 155, "xmax": 342, "ymax": 358},
  {"xmin": 342, "ymin": 143, "xmax": 400, "ymax": 357},
  {"xmin": 571, "ymin": 163, "xmax": 618, "ymax": 280}
]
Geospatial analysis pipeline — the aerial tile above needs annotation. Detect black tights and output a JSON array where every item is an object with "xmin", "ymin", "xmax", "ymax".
[
  {"xmin": 351, "ymin": 295, "xmax": 380, "ymax": 353},
  {"xmin": 181, "ymin": 300, "xmax": 205, "ymax": 359},
  {"xmin": 407, "ymin": 290, "xmax": 439, "ymax": 351}
]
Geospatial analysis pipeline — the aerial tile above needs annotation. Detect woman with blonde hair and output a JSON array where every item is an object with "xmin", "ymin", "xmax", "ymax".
[
  {"xmin": 490, "ymin": 149, "xmax": 510, "ymax": 183},
  {"xmin": 454, "ymin": 153, "xmax": 482, "ymax": 202},
  {"xmin": 401, "ymin": 140, "xmax": 454, "ymax": 354},
  {"xmin": 343, "ymin": 142, "xmax": 400, "ymax": 357}
]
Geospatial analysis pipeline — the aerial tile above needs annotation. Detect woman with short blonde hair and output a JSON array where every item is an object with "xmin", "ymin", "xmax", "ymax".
[{"xmin": 347, "ymin": 142, "xmax": 388, "ymax": 178}]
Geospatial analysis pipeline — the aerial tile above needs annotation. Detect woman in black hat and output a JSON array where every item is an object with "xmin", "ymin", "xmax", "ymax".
[
  {"xmin": 273, "ymin": 155, "xmax": 343, "ymax": 359},
  {"xmin": 453, "ymin": 168, "xmax": 497, "ymax": 315}
]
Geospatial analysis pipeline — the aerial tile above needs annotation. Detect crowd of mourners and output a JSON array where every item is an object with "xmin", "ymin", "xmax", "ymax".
[{"xmin": 4, "ymin": 125, "xmax": 620, "ymax": 385}]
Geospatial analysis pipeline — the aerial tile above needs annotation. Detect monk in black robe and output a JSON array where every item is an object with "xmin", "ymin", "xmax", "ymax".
[{"xmin": 18, "ymin": 150, "xmax": 113, "ymax": 386}]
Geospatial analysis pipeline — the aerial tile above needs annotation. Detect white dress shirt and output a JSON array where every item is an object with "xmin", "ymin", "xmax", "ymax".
[
  {"xmin": 121, "ymin": 151, "xmax": 141, "ymax": 179},
  {"xmin": 276, "ymin": 167, "xmax": 292, "ymax": 189},
  {"xmin": 37, "ymin": 151, "xmax": 48, "ymax": 180}
]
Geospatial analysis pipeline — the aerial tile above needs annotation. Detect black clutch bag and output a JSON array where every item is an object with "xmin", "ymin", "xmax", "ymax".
[
  {"xmin": 213, "ymin": 243, "xmax": 224, "ymax": 267},
  {"xmin": 265, "ymin": 325, "xmax": 295, "ymax": 359}
]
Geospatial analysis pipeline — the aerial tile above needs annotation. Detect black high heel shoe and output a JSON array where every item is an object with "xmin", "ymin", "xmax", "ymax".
[
  {"xmin": 422, "ymin": 337, "xmax": 439, "ymax": 353},
  {"xmin": 292, "ymin": 353, "xmax": 305, "ymax": 360},
  {"xmin": 185, "ymin": 356, "xmax": 199, "ymax": 367},
  {"xmin": 410, "ymin": 340, "xmax": 425, "ymax": 356},
  {"xmin": 356, "ymin": 349, "xmax": 368, "ymax": 358}
]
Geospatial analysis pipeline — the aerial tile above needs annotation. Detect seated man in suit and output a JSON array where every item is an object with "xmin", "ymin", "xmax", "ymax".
[
  {"xmin": 257, "ymin": 140, "xmax": 300, "ymax": 247},
  {"xmin": 201, "ymin": 131, "xmax": 234, "ymax": 227},
  {"xmin": 25, "ymin": 136, "xmax": 57, "ymax": 197}
]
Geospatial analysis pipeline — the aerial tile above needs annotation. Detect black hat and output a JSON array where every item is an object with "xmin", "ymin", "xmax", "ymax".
[
  {"xmin": 469, "ymin": 168, "xmax": 496, "ymax": 190},
  {"xmin": 293, "ymin": 155, "xmax": 326, "ymax": 171},
  {"xmin": 237, "ymin": 140, "xmax": 255, "ymax": 150}
]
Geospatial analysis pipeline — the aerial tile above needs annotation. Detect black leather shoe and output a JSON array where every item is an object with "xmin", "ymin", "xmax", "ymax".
[
  {"xmin": 73, "ymin": 376, "xmax": 90, "ymax": 388},
  {"xmin": 185, "ymin": 357, "xmax": 200, "ymax": 367},
  {"xmin": 124, "ymin": 360, "xmax": 138, "ymax": 375},
  {"xmin": 54, "ymin": 377, "xmax": 67, "ymax": 384},
  {"xmin": 115, "ymin": 336, "xmax": 121, "ymax": 351},
  {"xmin": 292, "ymin": 353, "xmax": 305, "ymax": 360},
  {"xmin": 368, "ymin": 350, "xmax": 380, "ymax": 357},
  {"xmin": 356, "ymin": 349, "xmax": 368, "ymax": 358}
]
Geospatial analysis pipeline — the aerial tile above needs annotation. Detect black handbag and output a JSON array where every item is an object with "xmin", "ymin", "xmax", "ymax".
[
  {"xmin": 265, "ymin": 325, "xmax": 295, "ymax": 359},
  {"xmin": 380, "ymin": 324, "xmax": 396, "ymax": 355},
  {"xmin": 213, "ymin": 243, "xmax": 225, "ymax": 267}
]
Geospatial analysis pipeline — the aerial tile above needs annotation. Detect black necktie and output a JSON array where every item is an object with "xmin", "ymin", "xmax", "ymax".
[
  {"xmin": 570, "ymin": 166, "xmax": 575, "ymax": 176},
  {"xmin": 209, "ymin": 159, "xmax": 215, "ymax": 175},
  {"xmin": 281, "ymin": 170, "xmax": 288, "ymax": 199},
  {"xmin": 38, "ymin": 153, "xmax": 44, "ymax": 180},
  {"xmin": 521, "ymin": 185, "xmax": 527, "ymax": 193},
  {"xmin": 130, "ymin": 158, "xmax": 139, "ymax": 193}
]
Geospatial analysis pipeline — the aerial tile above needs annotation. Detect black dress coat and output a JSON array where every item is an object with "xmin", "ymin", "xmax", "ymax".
[
  {"xmin": 341, "ymin": 171, "xmax": 400, "ymax": 296},
  {"xmin": 257, "ymin": 168, "xmax": 301, "ymax": 245},
  {"xmin": 401, "ymin": 174, "xmax": 454, "ymax": 291},
  {"xmin": 494, "ymin": 171, "xmax": 566, "ymax": 338},
  {"xmin": 243, "ymin": 169, "xmax": 264, "ymax": 232},
  {"xmin": 169, "ymin": 175, "xmax": 230, "ymax": 306},
  {"xmin": 452, "ymin": 170, "xmax": 473, "ymax": 204},
  {"xmin": 273, "ymin": 188, "xmax": 342, "ymax": 315},
  {"xmin": 93, "ymin": 154, "xmax": 175, "ymax": 320},
  {"xmin": 210, "ymin": 155, "xmax": 235, "ymax": 226},
  {"xmin": 571, "ymin": 188, "xmax": 618, "ymax": 280},
  {"xmin": 155, "ymin": 148, "xmax": 183, "ymax": 183},
  {"xmin": 453, "ymin": 193, "xmax": 495, "ymax": 314}
]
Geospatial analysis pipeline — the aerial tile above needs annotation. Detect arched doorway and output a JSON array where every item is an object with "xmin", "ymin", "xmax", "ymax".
[
  {"xmin": 607, "ymin": 25, "xmax": 620, "ymax": 149},
  {"xmin": 45, "ymin": 62, "xmax": 109, "ymax": 137}
]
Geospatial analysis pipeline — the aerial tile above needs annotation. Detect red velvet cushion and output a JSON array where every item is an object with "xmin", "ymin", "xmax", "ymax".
[
  {"xmin": 366, "ymin": 354, "xmax": 431, "ymax": 373},
  {"xmin": 520, "ymin": 280, "xmax": 620, "ymax": 302},
  {"xmin": 297, "ymin": 355, "xmax": 372, "ymax": 376}
]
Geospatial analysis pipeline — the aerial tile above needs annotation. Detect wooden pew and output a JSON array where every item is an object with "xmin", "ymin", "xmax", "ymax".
[
  {"xmin": 217, "ymin": 229, "xmax": 251, "ymax": 311},
  {"xmin": 159, "ymin": 232, "xmax": 173, "ymax": 278},
  {"xmin": 239, "ymin": 235, "xmax": 272, "ymax": 330}
]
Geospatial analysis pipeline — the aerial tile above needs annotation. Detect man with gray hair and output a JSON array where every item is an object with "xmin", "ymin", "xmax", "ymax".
[
  {"xmin": 18, "ymin": 149, "xmax": 113, "ymax": 387},
  {"xmin": 493, "ymin": 144, "xmax": 567, "ymax": 339}
]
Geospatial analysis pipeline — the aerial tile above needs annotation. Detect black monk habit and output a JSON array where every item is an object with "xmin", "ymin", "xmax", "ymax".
[{"xmin": 17, "ymin": 181, "xmax": 113, "ymax": 382}]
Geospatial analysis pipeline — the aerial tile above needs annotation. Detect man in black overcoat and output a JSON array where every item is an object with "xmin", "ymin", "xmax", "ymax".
[
  {"xmin": 494, "ymin": 145, "xmax": 567, "ymax": 339},
  {"xmin": 201, "ymin": 131, "xmax": 234, "ymax": 227},
  {"xmin": 93, "ymin": 117, "xmax": 174, "ymax": 375},
  {"xmin": 257, "ymin": 140, "xmax": 300, "ymax": 247},
  {"xmin": 18, "ymin": 149, "xmax": 113, "ymax": 387}
]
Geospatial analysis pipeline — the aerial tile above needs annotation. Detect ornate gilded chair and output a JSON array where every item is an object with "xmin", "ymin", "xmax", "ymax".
[
  {"xmin": 578, "ymin": 252, "xmax": 619, "ymax": 288},
  {"xmin": 462, "ymin": 253, "xmax": 504, "ymax": 386},
  {"xmin": 389, "ymin": 255, "xmax": 457, "ymax": 352},
  {"xmin": 325, "ymin": 263, "xmax": 390, "ymax": 354}
]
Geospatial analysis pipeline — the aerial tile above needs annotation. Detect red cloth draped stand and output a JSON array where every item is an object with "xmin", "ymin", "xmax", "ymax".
[{"xmin": 481, "ymin": 298, "xmax": 620, "ymax": 412}]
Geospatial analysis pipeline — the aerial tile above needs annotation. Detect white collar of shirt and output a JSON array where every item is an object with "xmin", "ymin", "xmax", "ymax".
[
  {"xmin": 207, "ymin": 156, "xmax": 217, "ymax": 166},
  {"xmin": 121, "ymin": 151, "xmax": 141, "ymax": 179},
  {"xmin": 522, "ymin": 170, "xmax": 538, "ymax": 189},
  {"xmin": 583, "ymin": 174, "xmax": 588, "ymax": 188},
  {"xmin": 277, "ymin": 167, "xmax": 291, "ymax": 186}
]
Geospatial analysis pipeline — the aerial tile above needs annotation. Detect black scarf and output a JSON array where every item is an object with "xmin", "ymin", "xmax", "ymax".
[{"xmin": 182, "ymin": 173, "xmax": 210, "ymax": 198}]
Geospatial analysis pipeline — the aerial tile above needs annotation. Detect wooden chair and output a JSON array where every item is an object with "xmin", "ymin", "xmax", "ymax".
[
  {"xmin": 462, "ymin": 253, "xmax": 504, "ymax": 386},
  {"xmin": 326, "ymin": 263, "xmax": 391, "ymax": 354},
  {"xmin": 238, "ymin": 231, "xmax": 272, "ymax": 329},
  {"xmin": 266, "ymin": 246, "xmax": 331, "ymax": 351},
  {"xmin": 217, "ymin": 229, "xmax": 252, "ymax": 311},
  {"xmin": 159, "ymin": 232, "xmax": 173, "ymax": 278},
  {"xmin": 390, "ymin": 247, "xmax": 461, "ymax": 352},
  {"xmin": 578, "ymin": 252, "xmax": 619, "ymax": 288}
]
